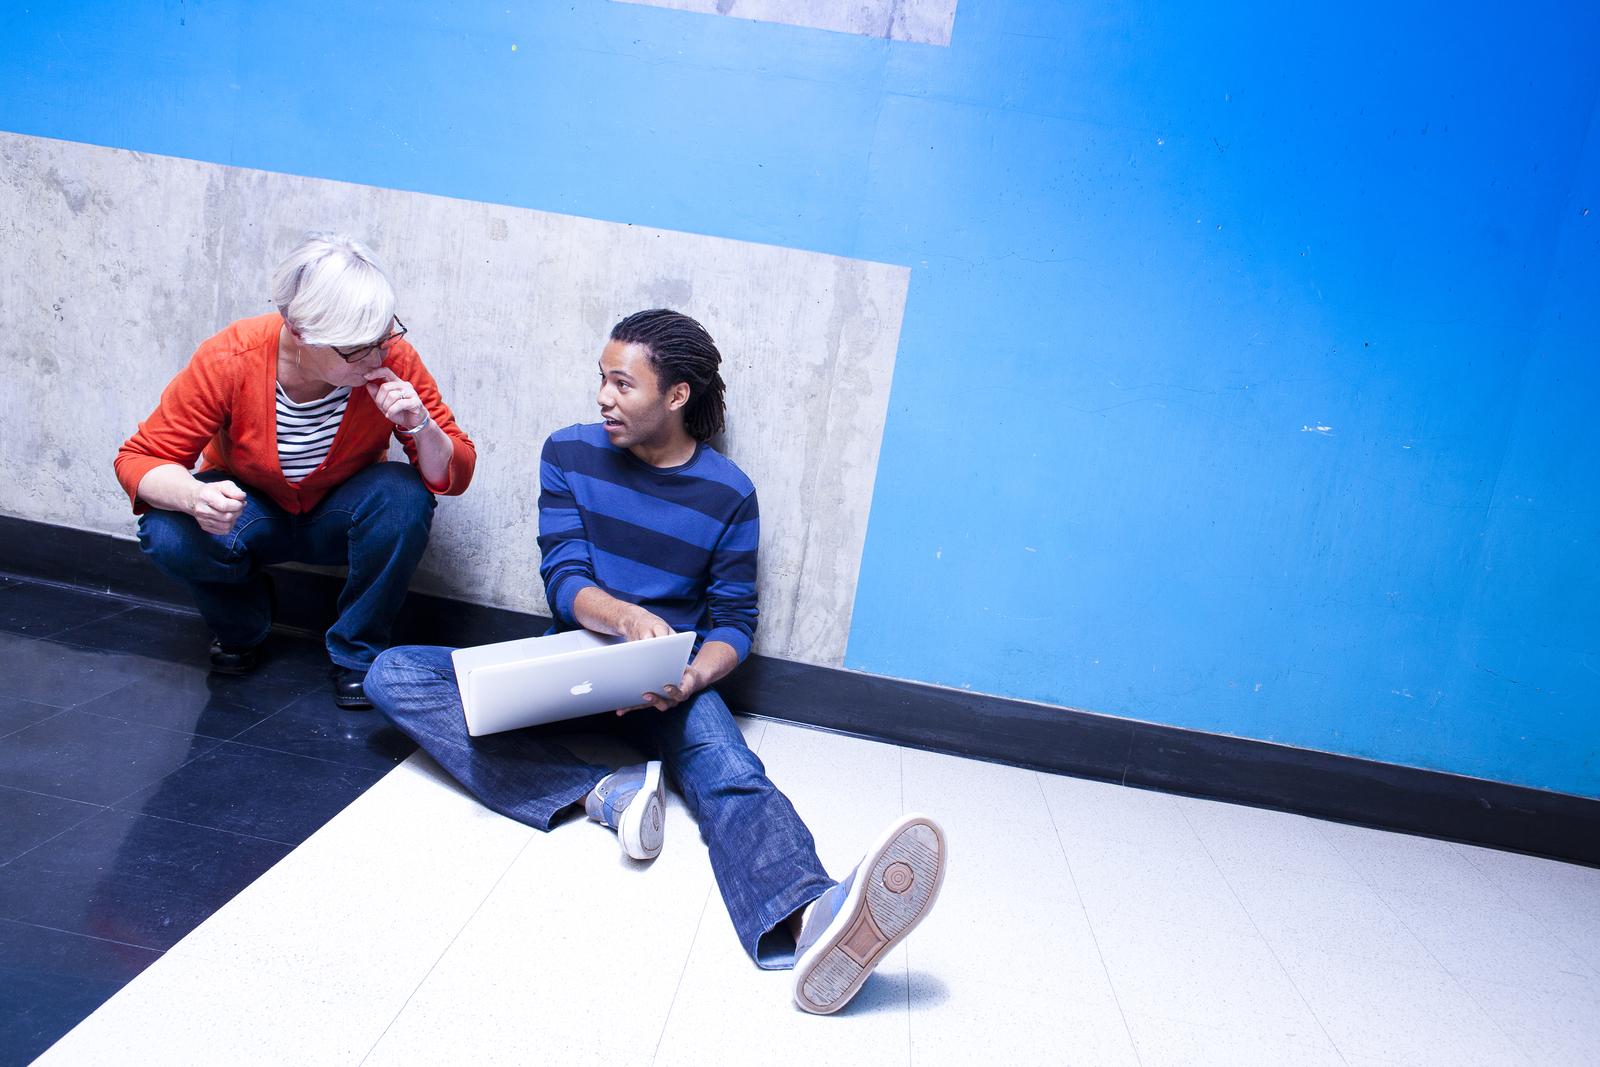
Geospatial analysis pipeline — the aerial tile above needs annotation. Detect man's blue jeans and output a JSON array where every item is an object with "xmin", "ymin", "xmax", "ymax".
[
  {"xmin": 137, "ymin": 462, "xmax": 436, "ymax": 669},
  {"xmin": 365, "ymin": 644, "xmax": 835, "ymax": 969}
]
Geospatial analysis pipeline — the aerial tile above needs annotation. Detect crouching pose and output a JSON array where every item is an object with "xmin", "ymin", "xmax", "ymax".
[
  {"xmin": 365, "ymin": 309, "xmax": 945, "ymax": 1014},
  {"xmin": 116, "ymin": 232, "xmax": 476, "ymax": 707}
]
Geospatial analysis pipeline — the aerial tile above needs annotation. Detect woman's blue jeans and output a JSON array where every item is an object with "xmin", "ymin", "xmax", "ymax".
[
  {"xmin": 137, "ymin": 462, "xmax": 436, "ymax": 669},
  {"xmin": 365, "ymin": 644, "xmax": 835, "ymax": 969}
]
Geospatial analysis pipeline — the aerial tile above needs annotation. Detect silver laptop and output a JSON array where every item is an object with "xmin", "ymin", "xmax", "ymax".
[{"xmin": 451, "ymin": 628, "xmax": 697, "ymax": 736}]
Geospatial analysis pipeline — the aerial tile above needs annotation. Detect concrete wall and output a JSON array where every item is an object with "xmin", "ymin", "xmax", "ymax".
[
  {"xmin": 2, "ymin": 0, "xmax": 1597, "ymax": 797},
  {"xmin": 615, "ymin": 0, "xmax": 959, "ymax": 46},
  {"xmin": 0, "ymin": 133, "xmax": 907, "ymax": 668}
]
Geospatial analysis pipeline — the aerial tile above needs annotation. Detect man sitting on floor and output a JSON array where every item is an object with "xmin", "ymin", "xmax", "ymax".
[{"xmin": 365, "ymin": 308, "xmax": 946, "ymax": 1015}]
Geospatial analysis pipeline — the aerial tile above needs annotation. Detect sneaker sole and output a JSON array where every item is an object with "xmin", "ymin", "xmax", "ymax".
[
  {"xmin": 618, "ymin": 760, "xmax": 664, "ymax": 860},
  {"xmin": 793, "ymin": 813, "xmax": 947, "ymax": 1015}
]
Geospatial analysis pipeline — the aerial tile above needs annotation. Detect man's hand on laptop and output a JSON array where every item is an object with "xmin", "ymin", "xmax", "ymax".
[
  {"xmin": 615, "ymin": 607, "xmax": 676, "ymax": 643},
  {"xmin": 633, "ymin": 663, "xmax": 709, "ymax": 714},
  {"xmin": 627, "ymin": 639, "xmax": 739, "ymax": 715},
  {"xmin": 572, "ymin": 589, "xmax": 738, "ymax": 715},
  {"xmin": 573, "ymin": 587, "xmax": 675, "ymax": 643}
]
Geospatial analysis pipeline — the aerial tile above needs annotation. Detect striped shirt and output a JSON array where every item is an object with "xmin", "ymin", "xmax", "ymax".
[
  {"xmin": 537, "ymin": 422, "xmax": 760, "ymax": 661},
  {"xmin": 275, "ymin": 383, "xmax": 350, "ymax": 484}
]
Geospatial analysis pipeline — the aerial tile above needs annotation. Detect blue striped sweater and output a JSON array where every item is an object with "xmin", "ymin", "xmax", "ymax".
[{"xmin": 537, "ymin": 423, "xmax": 760, "ymax": 660}]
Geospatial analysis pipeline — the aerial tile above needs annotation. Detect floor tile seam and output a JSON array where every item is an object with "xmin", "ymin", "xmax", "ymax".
[
  {"xmin": 1318, "ymin": 820, "xmax": 1522, "ymax": 908},
  {"xmin": 1443, "ymin": 839, "xmax": 1600, "ymax": 967},
  {"xmin": 1319, "ymin": 819, "xmax": 1536, "ymax": 969},
  {"xmin": 0, "ymin": 701, "xmax": 68, "ymax": 740},
  {"xmin": 274, "ymin": 680, "xmax": 337, "ymax": 696},
  {"xmin": 1034, "ymin": 770, "xmax": 1144, "ymax": 1067},
  {"xmin": 0, "ymin": 621, "xmax": 126, "ymax": 646},
  {"xmin": 18, "ymin": 634, "xmax": 192, "ymax": 667},
  {"xmin": 904, "ymin": 963, "xmax": 913, "ymax": 1065},
  {"xmin": 0, "ymin": 780, "xmax": 110, "ymax": 810},
  {"xmin": 164, "ymin": 917, "xmax": 525, "ymax": 998},
  {"xmin": 742, "ymin": 715, "xmax": 770, "ymax": 754},
  {"xmin": 99, "ymin": 803, "xmax": 304, "ymax": 849},
  {"xmin": 898, "ymin": 742, "xmax": 906, "ymax": 816},
  {"xmin": 1374, "ymin": 887, "xmax": 1546, "ymax": 1067},
  {"xmin": 0, "ymin": 802, "xmax": 112, "ymax": 872},
  {"xmin": 1308, "ymin": 820, "xmax": 1543, "ymax": 1066},
  {"xmin": 1204, "ymin": 865, "xmax": 1381, "ymax": 899},
  {"xmin": 0, "ymin": 690, "xmax": 73, "ymax": 713},
  {"xmin": 355, "ymin": 831, "xmax": 544, "ymax": 1067},
  {"xmin": 1269, "ymin": 940, "xmax": 1508, "ymax": 981},
  {"xmin": 1075, "ymin": 906, "xmax": 1273, "ymax": 946},
  {"xmin": 89, "ymin": 740, "xmax": 241, "ymax": 810},
  {"xmin": 0, "ymin": 719, "xmax": 55, "ymax": 742},
  {"xmin": 0, "ymin": 914, "xmax": 167, "ymax": 956},
  {"xmin": 1442, "ymin": 979, "xmax": 1549, "ymax": 1067},
  {"xmin": 103, "ymin": 672, "xmax": 328, "ymax": 724},
  {"xmin": 649, "ymin": 888, "xmax": 717, "ymax": 1065},
  {"xmin": 38, "ymin": 639, "xmax": 204, "ymax": 666},
  {"xmin": 0, "ymin": 573, "xmax": 200, "ymax": 619},
  {"xmin": 70, "ymin": 704, "xmax": 233, "ymax": 744},
  {"xmin": 200, "ymin": 735, "xmax": 406, "ymax": 776},
  {"xmin": 1450, "ymin": 967, "xmax": 1600, "ymax": 1004},
  {"xmin": 1117, "ymin": 1008, "xmax": 1370, "ymax": 1051},
  {"xmin": 1446, "ymin": 966, "xmax": 1600, "ymax": 1003},
  {"xmin": 1379, "ymin": 885, "xmax": 1600, "ymax": 964},
  {"xmin": 1173, "ymin": 799, "xmax": 1352, "ymax": 1065},
  {"xmin": 1310, "ymin": 816, "xmax": 1429, "ymax": 913},
  {"xmin": 900, "ymin": 744, "xmax": 911, "ymax": 1067}
]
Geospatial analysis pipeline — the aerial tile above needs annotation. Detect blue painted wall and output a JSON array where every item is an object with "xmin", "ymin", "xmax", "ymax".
[{"xmin": 4, "ymin": 0, "xmax": 1596, "ymax": 796}]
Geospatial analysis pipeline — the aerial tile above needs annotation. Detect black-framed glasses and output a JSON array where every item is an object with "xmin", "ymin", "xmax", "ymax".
[{"xmin": 331, "ymin": 318, "xmax": 407, "ymax": 362}]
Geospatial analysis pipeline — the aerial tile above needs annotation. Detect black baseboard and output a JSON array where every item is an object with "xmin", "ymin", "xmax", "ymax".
[
  {"xmin": 717, "ymin": 659, "xmax": 1600, "ymax": 867},
  {"xmin": 0, "ymin": 513, "xmax": 551, "ymax": 649},
  {"xmin": 4, "ymin": 513, "xmax": 1596, "ymax": 867}
]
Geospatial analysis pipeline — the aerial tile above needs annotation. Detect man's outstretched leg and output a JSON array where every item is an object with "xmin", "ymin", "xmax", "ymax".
[
  {"xmin": 789, "ymin": 813, "xmax": 947, "ymax": 1014},
  {"xmin": 623, "ymin": 688, "xmax": 832, "ymax": 964},
  {"xmin": 628, "ymin": 688, "xmax": 948, "ymax": 1013}
]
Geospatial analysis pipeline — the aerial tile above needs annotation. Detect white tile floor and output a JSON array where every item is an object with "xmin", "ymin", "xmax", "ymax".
[{"xmin": 33, "ymin": 718, "xmax": 1600, "ymax": 1067}]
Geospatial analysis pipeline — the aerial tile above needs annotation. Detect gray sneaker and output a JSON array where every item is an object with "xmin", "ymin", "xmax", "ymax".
[
  {"xmin": 792, "ymin": 813, "xmax": 947, "ymax": 1014},
  {"xmin": 585, "ymin": 761, "xmax": 666, "ymax": 860}
]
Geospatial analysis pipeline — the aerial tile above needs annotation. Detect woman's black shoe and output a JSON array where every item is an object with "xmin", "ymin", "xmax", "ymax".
[
  {"xmin": 333, "ymin": 667, "xmax": 372, "ymax": 709},
  {"xmin": 209, "ymin": 639, "xmax": 264, "ymax": 675},
  {"xmin": 207, "ymin": 573, "xmax": 277, "ymax": 675}
]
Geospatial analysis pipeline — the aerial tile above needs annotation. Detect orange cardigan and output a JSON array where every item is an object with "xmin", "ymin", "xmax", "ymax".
[{"xmin": 115, "ymin": 314, "xmax": 476, "ymax": 515}]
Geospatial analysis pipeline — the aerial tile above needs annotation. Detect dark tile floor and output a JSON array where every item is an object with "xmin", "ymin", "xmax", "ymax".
[{"xmin": 0, "ymin": 575, "xmax": 414, "ymax": 1067}]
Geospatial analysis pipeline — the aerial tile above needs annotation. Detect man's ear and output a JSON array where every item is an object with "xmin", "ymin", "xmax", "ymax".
[{"xmin": 665, "ymin": 381, "xmax": 691, "ymax": 413}]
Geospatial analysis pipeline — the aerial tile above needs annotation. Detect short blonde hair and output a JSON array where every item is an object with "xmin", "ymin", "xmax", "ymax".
[{"xmin": 271, "ymin": 232, "xmax": 397, "ymax": 347}]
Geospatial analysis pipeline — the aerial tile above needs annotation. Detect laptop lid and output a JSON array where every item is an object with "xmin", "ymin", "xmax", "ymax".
[{"xmin": 453, "ymin": 629, "xmax": 697, "ymax": 737}]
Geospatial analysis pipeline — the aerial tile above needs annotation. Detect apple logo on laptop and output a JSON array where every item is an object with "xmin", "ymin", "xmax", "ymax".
[{"xmin": 570, "ymin": 681, "xmax": 593, "ymax": 695}]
